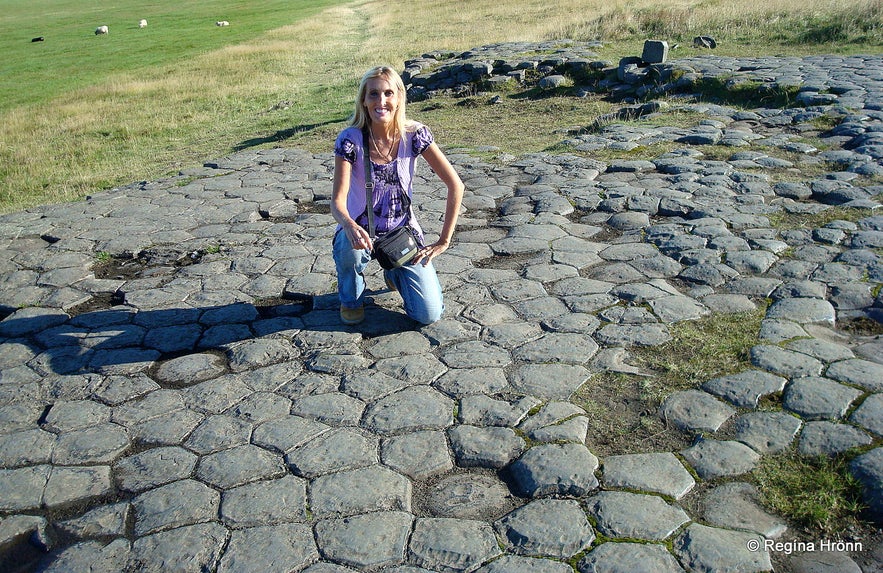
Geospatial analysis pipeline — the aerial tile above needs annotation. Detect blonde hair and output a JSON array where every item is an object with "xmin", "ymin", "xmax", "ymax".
[{"xmin": 351, "ymin": 66, "xmax": 414, "ymax": 134}]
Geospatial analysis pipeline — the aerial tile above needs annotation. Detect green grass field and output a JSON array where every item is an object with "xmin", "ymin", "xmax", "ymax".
[
  {"xmin": 0, "ymin": 0, "xmax": 339, "ymax": 111},
  {"xmin": 0, "ymin": 0, "xmax": 881, "ymax": 212}
]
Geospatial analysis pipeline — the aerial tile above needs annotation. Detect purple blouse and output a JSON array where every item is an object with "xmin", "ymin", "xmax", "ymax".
[{"xmin": 335, "ymin": 125, "xmax": 433, "ymax": 239}]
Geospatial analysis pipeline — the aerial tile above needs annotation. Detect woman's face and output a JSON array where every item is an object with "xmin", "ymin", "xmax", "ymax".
[{"xmin": 363, "ymin": 76, "xmax": 399, "ymax": 128}]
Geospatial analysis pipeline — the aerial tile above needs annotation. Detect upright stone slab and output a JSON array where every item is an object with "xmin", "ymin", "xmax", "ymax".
[{"xmin": 642, "ymin": 40, "xmax": 669, "ymax": 64}]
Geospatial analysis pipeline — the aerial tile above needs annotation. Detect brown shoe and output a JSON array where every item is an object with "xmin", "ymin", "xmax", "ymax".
[{"xmin": 340, "ymin": 305, "xmax": 364, "ymax": 325}]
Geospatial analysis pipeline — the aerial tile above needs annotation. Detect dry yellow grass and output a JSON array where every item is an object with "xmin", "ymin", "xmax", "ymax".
[{"xmin": 1, "ymin": 0, "xmax": 881, "ymax": 212}]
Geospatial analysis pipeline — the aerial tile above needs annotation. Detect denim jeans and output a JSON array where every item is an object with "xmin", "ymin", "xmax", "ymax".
[{"xmin": 333, "ymin": 229, "xmax": 444, "ymax": 325}]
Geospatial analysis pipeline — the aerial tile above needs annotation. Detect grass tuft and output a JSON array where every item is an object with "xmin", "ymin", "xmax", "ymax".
[{"xmin": 752, "ymin": 452, "xmax": 868, "ymax": 535}]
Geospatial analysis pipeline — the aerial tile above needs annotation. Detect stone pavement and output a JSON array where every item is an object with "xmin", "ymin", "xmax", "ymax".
[{"xmin": 1, "ymin": 51, "xmax": 883, "ymax": 573}]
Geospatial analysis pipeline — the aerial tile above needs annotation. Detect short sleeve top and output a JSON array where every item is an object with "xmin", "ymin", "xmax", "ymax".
[{"xmin": 335, "ymin": 125, "xmax": 433, "ymax": 239}]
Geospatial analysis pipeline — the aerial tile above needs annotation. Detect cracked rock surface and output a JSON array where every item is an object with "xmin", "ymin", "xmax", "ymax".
[{"xmin": 1, "ymin": 46, "xmax": 882, "ymax": 572}]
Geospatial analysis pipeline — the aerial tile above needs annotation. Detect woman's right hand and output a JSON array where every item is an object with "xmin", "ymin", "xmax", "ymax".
[{"xmin": 346, "ymin": 222, "xmax": 373, "ymax": 251}]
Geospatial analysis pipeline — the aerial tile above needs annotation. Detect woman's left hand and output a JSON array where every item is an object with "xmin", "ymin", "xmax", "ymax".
[{"xmin": 412, "ymin": 240, "xmax": 450, "ymax": 266}]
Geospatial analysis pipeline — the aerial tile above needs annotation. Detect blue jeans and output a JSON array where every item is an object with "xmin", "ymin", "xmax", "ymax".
[{"xmin": 333, "ymin": 229, "xmax": 444, "ymax": 325}]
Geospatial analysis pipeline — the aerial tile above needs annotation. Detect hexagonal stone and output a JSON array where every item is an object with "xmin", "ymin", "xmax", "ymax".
[
  {"xmin": 362, "ymin": 386, "xmax": 454, "ymax": 435},
  {"xmin": 732, "ymin": 412, "xmax": 802, "ymax": 454},
  {"xmin": 783, "ymin": 376, "xmax": 862, "ymax": 420},
  {"xmin": 786, "ymin": 550, "xmax": 864, "ymax": 573},
  {"xmin": 38, "ymin": 539, "xmax": 131, "ymax": 573},
  {"xmin": 217, "ymin": 523, "xmax": 318, "ymax": 573},
  {"xmin": 434, "ymin": 367, "xmax": 509, "ymax": 397},
  {"xmin": 185, "ymin": 414, "xmax": 253, "ymax": 455},
  {"xmin": 225, "ymin": 338, "xmax": 299, "ymax": 372},
  {"xmin": 196, "ymin": 444, "xmax": 286, "ymax": 489},
  {"xmin": 130, "ymin": 407, "xmax": 204, "ymax": 447},
  {"xmin": 602, "ymin": 453, "xmax": 695, "ymax": 499},
  {"xmin": 798, "ymin": 421, "xmax": 872, "ymax": 456},
  {"xmin": 702, "ymin": 370, "xmax": 787, "ymax": 409},
  {"xmin": 512, "ymin": 333, "xmax": 599, "ymax": 364},
  {"xmin": 509, "ymin": 443, "xmax": 599, "ymax": 497},
  {"xmin": 786, "ymin": 338, "xmax": 854, "ymax": 363},
  {"xmin": 56, "ymin": 502, "xmax": 130, "ymax": 539},
  {"xmin": 680, "ymin": 439, "xmax": 760, "ymax": 479},
  {"xmin": 673, "ymin": 524, "xmax": 771, "ymax": 573},
  {"xmin": 408, "ymin": 518, "xmax": 501, "ymax": 573},
  {"xmin": 424, "ymin": 472, "xmax": 517, "ymax": 521},
  {"xmin": 381, "ymin": 430, "xmax": 453, "ymax": 480},
  {"xmin": 495, "ymin": 499, "xmax": 594, "ymax": 558},
  {"xmin": 509, "ymin": 364, "xmax": 591, "ymax": 400},
  {"xmin": 291, "ymin": 392, "xmax": 365, "ymax": 426},
  {"xmin": 441, "ymin": 341, "xmax": 512, "ymax": 368},
  {"xmin": 52, "ymin": 423, "xmax": 130, "ymax": 465},
  {"xmin": 850, "ymin": 447, "xmax": 883, "ymax": 521},
  {"xmin": 367, "ymin": 331, "xmax": 432, "ymax": 358},
  {"xmin": 528, "ymin": 415, "xmax": 589, "ymax": 444},
  {"xmin": 578, "ymin": 542, "xmax": 686, "ymax": 573},
  {"xmin": 114, "ymin": 446, "xmax": 198, "ymax": 493},
  {"xmin": 111, "ymin": 390, "xmax": 185, "ymax": 427},
  {"xmin": 42, "ymin": 465, "xmax": 112, "ymax": 511},
  {"xmin": 0, "ymin": 429, "xmax": 55, "ymax": 467},
  {"xmin": 180, "ymin": 377, "xmax": 252, "ymax": 414},
  {"xmin": 130, "ymin": 522, "xmax": 228, "ymax": 573},
  {"xmin": 660, "ymin": 390, "xmax": 735, "ymax": 433},
  {"xmin": 766, "ymin": 297, "xmax": 836, "ymax": 325},
  {"xmin": 309, "ymin": 465, "xmax": 411, "ymax": 518},
  {"xmin": 826, "ymin": 359, "xmax": 883, "ymax": 392},
  {"xmin": 649, "ymin": 295, "xmax": 709, "ymax": 323},
  {"xmin": 153, "ymin": 353, "xmax": 227, "ymax": 387},
  {"xmin": 220, "ymin": 474, "xmax": 308, "ymax": 527},
  {"xmin": 0, "ymin": 465, "xmax": 51, "ymax": 511},
  {"xmin": 448, "ymin": 425, "xmax": 525, "ymax": 469},
  {"xmin": 702, "ymin": 482, "xmax": 787, "ymax": 539},
  {"xmin": 252, "ymin": 415, "xmax": 330, "ymax": 454},
  {"xmin": 750, "ymin": 345, "xmax": 824, "ymax": 378},
  {"xmin": 41, "ymin": 400, "xmax": 111, "ymax": 432},
  {"xmin": 587, "ymin": 491, "xmax": 689, "ymax": 541},
  {"xmin": 477, "ymin": 555, "xmax": 573, "ymax": 572},
  {"xmin": 285, "ymin": 428, "xmax": 377, "ymax": 478},
  {"xmin": 225, "ymin": 391, "xmax": 291, "ymax": 424},
  {"xmin": 132, "ymin": 479, "xmax": 220, "ymax": 536},
  {"xmin": 315, "ymin": 511, "xmax": 412, "ymax": 569},
  {"xmin": 851, "ymin": 393, "xmax": 883, "ymax": 436},
  {"xmin": 458, "ymin": 395, "xmax": 538, "ymax": 428},
  {"xmin": 372, "ymin": 354, "xmax": 449, "ymax": 385}
]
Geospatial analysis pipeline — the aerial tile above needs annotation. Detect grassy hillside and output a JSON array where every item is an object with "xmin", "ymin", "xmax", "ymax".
[
  {"xmin": 0, "ymin": 0, "xmax": 338, "ymax": 110},
  {"xmin": 0, "ymin": 0, "xmax": 881, "ymax": 212}
]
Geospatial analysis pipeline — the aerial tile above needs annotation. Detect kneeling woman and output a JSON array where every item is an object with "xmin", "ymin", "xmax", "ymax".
[{"xmin": 331, "ymin": 66, "xmax": 464, "ymax": 325}]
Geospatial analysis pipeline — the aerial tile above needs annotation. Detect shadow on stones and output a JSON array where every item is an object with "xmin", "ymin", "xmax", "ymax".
[
  {"xmin": 3, "ymin": 297, "xmax": 418, "ymax": 378},
  {"xmin": 233, "ymin": 118, "xmax": 345, "ymax": 151}
]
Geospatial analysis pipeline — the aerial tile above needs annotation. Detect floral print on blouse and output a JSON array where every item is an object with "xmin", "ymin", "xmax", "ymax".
[{"xmin": 335, "ymin": 125, "xmax": 433, "ymax": 239}]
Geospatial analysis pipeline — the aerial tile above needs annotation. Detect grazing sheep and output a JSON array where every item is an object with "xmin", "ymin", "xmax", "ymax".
[
  {"xmin": 216, "ymin": 21, "xmax": 229, "ymax": 27},
  {"xmin": 139, "ymin": 19, "xmax": 147, "ymax": 28},
  {"xmin": 31, "ymin": 37, "xmax": 44, "ymax": 42},
  {"xmin": 95, "ymin": 25, "xmax": 108, "ymax": 35}
]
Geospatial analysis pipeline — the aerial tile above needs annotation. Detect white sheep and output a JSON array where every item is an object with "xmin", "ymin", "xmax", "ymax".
[
  {"xmin": 139, "ymin": 19, "xmax": 147, "ymax": 28},
  {"xmin": 216, "ymin": 21, "xmax": 229, "ymax": 27},
  {"xmin": 95, "ymin": 25, "xmax": 108, "ymax": 35}
]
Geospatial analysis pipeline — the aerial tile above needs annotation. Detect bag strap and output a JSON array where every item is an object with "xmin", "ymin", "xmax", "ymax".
[
  {"xmin": 361, "ymin": 127, "xmax": 377, "ymax": 240},
  {"xmin": 361, "ymin": 126, "xmax": 412, "ymax": 240}
]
